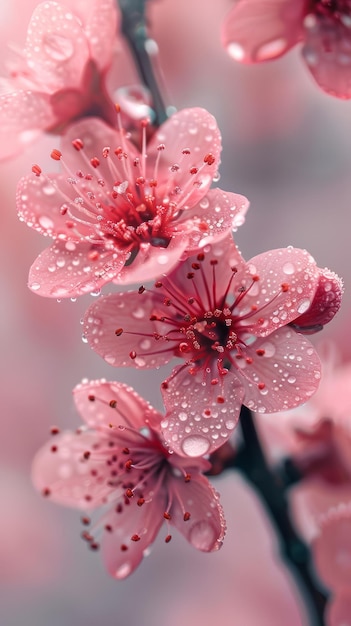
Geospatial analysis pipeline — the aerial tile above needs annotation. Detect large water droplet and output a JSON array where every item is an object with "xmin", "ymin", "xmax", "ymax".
[
  {"xmin": 114, "ymin": 562, "xmax": 132, "ymax": 579},
  {"xmin": 181, "ymin": 435, "xmax": 210, "ymax": 457},
  {"xmin": 43, "ymin": 33, "xmax": 75, "ymax": 62},
  {"xmin": 38, "ymin": 215, "xmax": 54, "ymax": 230},
  {"xmin": 189, "ymin": 520, "xmax": 216, "ymax": 550},
  {"xmin": 283, "ymin": 262, "xmax": 295, "ymax": 275},
  {"xmin": 227, "ymin": 42, "xmax": 245, "ymax": 61},
  {"xmin": 297, "ymin": 298, "xmax": 311, "ymax": 314}
]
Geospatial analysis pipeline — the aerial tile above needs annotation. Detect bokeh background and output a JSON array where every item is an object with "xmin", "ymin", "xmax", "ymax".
[{"xmin": 1, "ymin": 0, "xmax": 350, "ymax": 624}]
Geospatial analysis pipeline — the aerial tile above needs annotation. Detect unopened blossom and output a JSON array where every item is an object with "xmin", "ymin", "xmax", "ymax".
[
  {"xmin": 222, "ymin": 0, "xmax": 351, "ymax": 99},
  {"xmin": 0, "ymin": 0, "xmax": 118, "ymax": 160},
  {"xmin": 17, "ymin": 108, "xmax": 248, "ymax": 297},
  {"xmin": 84, "ymin": 237, "xmax": 341, "ymax": 457},
  {"xmin": 32, "ymin": 380, "xmax": 226, "ymax": 579}
]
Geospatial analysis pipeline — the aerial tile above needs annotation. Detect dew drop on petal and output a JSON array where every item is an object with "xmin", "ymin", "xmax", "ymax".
[
  {"xmin": 181, "ymin": 435, "xmax": 210, "ymax": 457},
  {"xmin": 43, "ymin": 33, "xmax": 74, "ymax": 61},
  {"xmin": 227, "ymin": 42, "xmax": 245, "ymax": 61},
  {"xmin": 114, "ymin": 562, "xmax": 132, "ymax": 579},
  {"xmin": 283, "ymin": 262, "xmax": 295, "ymax": 275},
  {"xmin": 38, "ymin": 215, "xmax": 54, "ymax": 230},
  {"xmin": 256, "ymin": 38, "xmax": 287, "ymax": 60},
  {"xmin": 42, "ymin": 183, "xmax": 56, "ymax": 196},
  {"xmin": 132, "ymin": 307, "xmax": 145, "ymax": 319},
  {"xmin": 30, "ymin": 282, "xmax": 41, "ymax": 291},
  {"xmin": 189, "ymin": 520, "xmax": 216, "ymax": 550},
  {"xmin": 297, "ymin": 298, "xmax": 311, "ymax": 314}
]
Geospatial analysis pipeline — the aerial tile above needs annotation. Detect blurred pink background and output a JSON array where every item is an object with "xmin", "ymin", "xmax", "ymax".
[{"xmin": 1, "ymin": 0, "xmax": 350, "ymax": 624}]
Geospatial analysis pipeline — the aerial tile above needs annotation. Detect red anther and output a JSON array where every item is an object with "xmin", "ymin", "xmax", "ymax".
[
  {"xmin": 85, "ymin": 495, "xmax": 92, "ymax": 502},
  {"xmin": 116, "ymin": 503, "xmax": 123, "ymax": 513},
  {"xmin": 252, "ymin": 274, "xmax": 260, "ymax": 282},
  {"xmin": 189, "ymin": 167, "xmax": 198, "ymax": 175},
  {"xmin": 204, "ymin": 153, "xmax": 215, "ymax": 165},
  {"xmin": 187, "ymin": 272, "xmax": 195, "ymax": 279},
  {"xmin": 217, "ymin": 396, "xmax": 225, "ymax": 404},
  {"xmin": 197, "ymin": 252, "xmax": 205, "ymax": 261},
  {"xmin": 131, "ymin": 534, "xmax": 141, "ymax": 542},
  {"xmin": 50, "ymin": 148, "xmax": 62, "ymax": 161},
  {"xmin": 191, "ymin": 262, "xmax": 201, "ymax": 270},
  {"xmin": 163, "ymin": 512, "xmax": 171, "ymax": 520},
  {"xmin": 81, "ymin": 531, "xmax": 93, "ymax": 542},
  {"xmin": 129, "ymin": 351, "xmax": 137, "ymax": 359},
  {"xmin": 211, "ymin": 378, "xmax": 219, "ymax": 385},
  {"xmin": 155, "ymin": 281, "xmax": 163, "ymax": 288},
  {"xmin": 90, "ymin": 542, "xmax": 100, "ymax": 551},
  {"xmin": 149, "ymin": 179, "xmax": 157, "ymax": 187},
  {"xmin": 104, "ymin": 524, "xmax": 113, "ymax": 532},
  {"xmin": 157, "ymin": 143, "xmax": 165, "ymax": 151},
  {"xmin": 102, "ymin": 147, "xmax": 110, "ymax": 158},
  {"xmin": 161, "ymin": 381, "xmax": 169, "ymax": 390},
  {"xmin": 204, "ymin": 409, "xmax": 212, "ymax": 416},
  {"xmin": 246, "ymin": 357, "xmax": 253, "ymax": 364},
  {"xmin": 51, "ymin": 445, "xmax": 57, "ymax": 453},
  {"xmin": 60, "ymin": 205, "xmax": 68, "ymax": 215},
  {"xmin": 120, "ymin": 544, "xmax": 128, "ymax": 551},
  {"xmin": 115, "ymin": 328, "xmax": 123, "ymax": 336},
  {"xmin": 140, "ymin": 117, "xmax": 150, "ymax": 128},
  {"xmin": 137, "ymin": 498, "xmax": 145, "ymax": 507},
  {"xmin": 182, "ymin": 148, "xmax": 191, "ymax": 155},
  {"xmin": 281, "ymin": 283, "xmax": 290, "ymax": 292},
  {"xmin": 183, "ymin": 512, "xmax": 191, "ymax": 521},
  {"xmin": 109, "ymin": 400, "xmax": 117, "ymax": 408},
  {"xmin": 83, "ymin": 451, "xmax": 91, "ymax": 460},
  {"xmin": 31, "ymin": 164, "xmax": 42, "ymax": 176},
  {"xmin": 115, "ymin": 103, "xmax": 121, "ymax": 113},
  {"xmin": 258, "ymin": 382, "xmax": 265, "ymax": 390},
  {"xmin": 90, "ymin": 157, "xmax": 100, "ymax": 168},
  {"xmin": 136, "ymin": 176, "xmax": 145, "ymax": 185},
  {"xmin": 165, "ymin": 535, "xmax": 172, "ymax": 543},
  {"xmin": 88, "ymin": 394, "xmax": 95, "ymax": 402},
  {"xmin": 184, "ymin": 473, "xmax": 191, "ymax": 482},
  {"xmin": 256, "ymin": 349, "xmax": 265, "ymax": 356},
  {"xmin": 72, "ymin": 138, "xmax": 84, "ymax": 151},
  {"xmin": 42, "ymin": 488, "xmax": 51, "ymax": 497},
  {"xmin": 81, "ymin": 516, "xmax": 91, "ymax": 525},
  {"xmin": 50, "ymin": 426, "xmax": 60, "ymax": 435},
  {"xmin": 122, "ymin": 447, "xmax": 130, "ymax": 455},
  {"xmin": 125, "ymin": 459, "xmax": 133, "ymax": 471},
  {"xmin": 65, "ymin": 220, "xmax": 74, "ymax": 228},
  {"xmin": 210, "ymin": 259, "xmax": 218, "ymax": 266},
  {"xmin": 138, "ymin": 286, "xmax": 145, "ymax": 294},
  {"xmin": 125, "ymin": 488, "xmax": 134, "ymax": 498}
]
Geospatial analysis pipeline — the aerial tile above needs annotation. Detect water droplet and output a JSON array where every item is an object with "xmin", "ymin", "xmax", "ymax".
[
  {"xmin": 288, "ymin": 376, "xmax": 296, "ymax": 384},
  {"xmin": 132, "ymin": 307, "xmax": 145, "ymax": 319},
  {"xmin": 227, "ymin": 42, "xmax": 245, "ymax": 61},
  {"xmin": 297, "ymin": 298, "xmax": 311, "ymax": 314},
  {"xmin": 200, "ymin": 197, "xmax": 209, "ymax": 209},
  {"xmin": 65, "ymin": 241, "xmax": 76, "ymax": 251},
  {"xmin": 30, "ymin": 282, "xmax": 41, "ymax": 291},
  {"xmin": 189, "ymin": 520, "xmax": 216, "ymax": 550},
  {"xmin": 38, "ymin": 215, "xmax": 54, "ymax": 230},
  {"xmin": 114, "ymin": 562, "xmax": 132, "ymax": 579},
  {"xmin": 283, "ymin": 262, "xmax": 295, "ymax": 275},
  {"xmin": 256, "ymin": 38, "xmax": 286, "ymax": 61},
  {"xmin": 43, "ymin": 33, "xmax": 74, "ymax": 61},
  {"xmin": 140, "ymin": 339, "xmax": 151, "ymax": 350},
  {"xmin": 178, "ymin": 412, "xmax": 187, "ymax": 421},
  {"xmin": 42, "ymin": 183, "xmax": 56, "ymax": 196},
  {"xmin": 181, "ymin": 435, "xmax": 210, "ymax": 457}
]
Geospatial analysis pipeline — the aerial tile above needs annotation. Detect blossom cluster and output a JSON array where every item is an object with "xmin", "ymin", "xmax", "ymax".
[{"xmin": 7, "ymin": 0, "xmax": 345, "ymax": 601}]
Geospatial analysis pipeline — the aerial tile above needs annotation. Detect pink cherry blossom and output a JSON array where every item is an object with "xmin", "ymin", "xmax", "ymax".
[
  {"xmin": 0, "ymin": 0, "xmax": 119, "ymax": 160},
  {"xmin": 313, "ymin": 503, "xmax": 351, "ymax": 593},
  {"xmin": 83, "ymin": 237, "xmax": 340, "ymax": 457},
  {"xmin": 32, "ymin": 379, "xmax": 225, "ymax": 579},
  {"xmin": 222, "ymin": 0, "xmax": 351, "ymax": 99},
  {"xmin": 17, "ymin": 108, "xmax": 249, "ymax": 297},
  {"xmin": 326, "ymin": 591, "xmax": 351, "ymax": 626}
]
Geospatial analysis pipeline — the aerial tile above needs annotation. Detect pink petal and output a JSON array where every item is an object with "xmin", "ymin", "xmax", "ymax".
[
  {"xmin": 291, "ymin": 268, "xmax": 344, "ymax": 333},
  {"xmin": 32, "ymin": 430, "xmax": 112, "ymax": 509},
  {"xmin": 73, "ymin": 379, "xmax": 162, "ymax": 432},
  {"xmin": 147, "ymin": 107, "xmax": 222, "ymax": 209},
  {"xmin": 313, "ymin": 506, "xmax": 351, "ymax": 592},
  {"xmin": 303, "ymin": 17, "xmax": 351, "ymax": 99},
  {"xmin": 64, "ymin": 0, "xmax": 118, "ymax": 70},
  {"xmin": 222, "ymin": 0, "xmax": 305, "ymax": 63},
  {"xmin": 0, "ymin": 90, "xmax": 53, "ymax": 160},
  {"xmin": 101, "ymin": 489, "xmax": 166, "ymax": 579},
  {"xmin": 183, "ymin": 189, "xmax": 250, "ymax": 251},
  {"xmin": 169, "ymin": 472, "xmax": 226, "ymax": 551},
  {"xmin": 239, "ymin": 327, "xmax": 321, "ymax": 413},
  {"xmin": 234, "ymin": 247, "xmax": 320, "ymax": 336},
  {"xmin": 28, "ymin": 240, "xmax": 127, "ymax": 298},
  {"xmin": 326, "ymin": 591, "xmax": 351, "ymax": 626},
  {"xmin": 84, "ymin": 291, "xmax": 174, "ymax": 368},
  {"xmin": 161, "ymin": 366, "xmax": 244, "ymax": 457},
  {"xmin": 25, "ymin": 2, "xmax": 90, "ymax": 89},
  {"xmin": 116, "ymin": 234, "xmax": 190, "ymax": 285}
]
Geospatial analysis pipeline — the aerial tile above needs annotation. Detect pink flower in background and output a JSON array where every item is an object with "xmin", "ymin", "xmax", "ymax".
[
  {"xmin": 313, "ymin": 504, "xmax": 351, "ymax": 593},
  {"xmin": 83, "ymin": 237, "xmax": 340, "ymax": 457},
  {"xmin": 32, "ymin": 380, "xmax": 225, "ymax": 579},
  {"xmin": 222, "ymin": 0, "xmax": 351, "ymax": 99},
  {"xmin": 0, "ymin": 0, "xmax": 119, "ymax": 160},
  {"xmin": 17, "ymin": 108, "xmax": 248, "ymax": 297}
]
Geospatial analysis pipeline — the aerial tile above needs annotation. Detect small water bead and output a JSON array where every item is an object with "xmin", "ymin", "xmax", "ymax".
[
  {"xmin": 189, "ymin": 520, "xmax": 217, "ymax": 550},
  {"xmin": 132, "ymin": 307, "xmax": 145, "ymax": 319},
  {"xmin": 256, "ymin": 38, "xmax": 287, "ymax": 61},
  {"xmin": 30, "ymin": 282, "xmax": 41, "ymax": 291},
  {"xmin": 42, "ymin": 183, "xmax": 56, "ymax": 196},
  {"xmin": 227, "ymin": 42, "xmax": 245, "ymax": 61}
]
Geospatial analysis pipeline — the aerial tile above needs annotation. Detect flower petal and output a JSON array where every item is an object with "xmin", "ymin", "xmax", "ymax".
[
  {"xmin": 32, "ymin": 430, "xmax": 112, "ymax": 509},
  {"xmin": 169, "ymin": 472, "xmax": 226, "ymax": 551},
  {"xmin": 28, "ymin": 240, "xmax": 127, "ymax": 298},
  {"xmin": 148, "ymin": 107, "xmax": 222, "ymax": 209},
  {"xmin": 184, "ymin": 189, "xmax": 250, "ymax": 251},
  {"xmin": 161, "ymin": 366, "xmax": 244, "ymax": 457},
  {"xmin": 84, "ymin": 291, "xmax": 174, "ymax": 368},
  {"xmin": 233, "ymin": 247, "xmax": 320, "ymax": 336},
  {"xmin": 222, "ymin": 0, "xmax": 305, "ymax": 63},
  {"xmin": 25, "ymin": 1, "xmax": 90, "ymax": 89},
  {"xmin": 0, "ymin": 91, "xmax": 53, "ymax": 160},
  {"xmin": 291, "ymin": 268, "xmax": 344, "ymax": 333},
  {"xmin": 313, "ymin": 505, "xmax": 351, "ymax": 592},
  {"xmin": 303, "ymin": 16, "xmax": 351, "ymax": 99},
  {"xmin": 238, "ymin": 327, "xmax": 321, "ymax": 413},
  {"xmin": 73, "ymin": 379, "xmax": 163, "ymax": 432},
  {"xmin": 101, "ymin": 489, "xmax": 166, "ymax": 579},
  {"xmin": 326, "ymin": 591, "xmax": 351, "ymax": 626}
]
